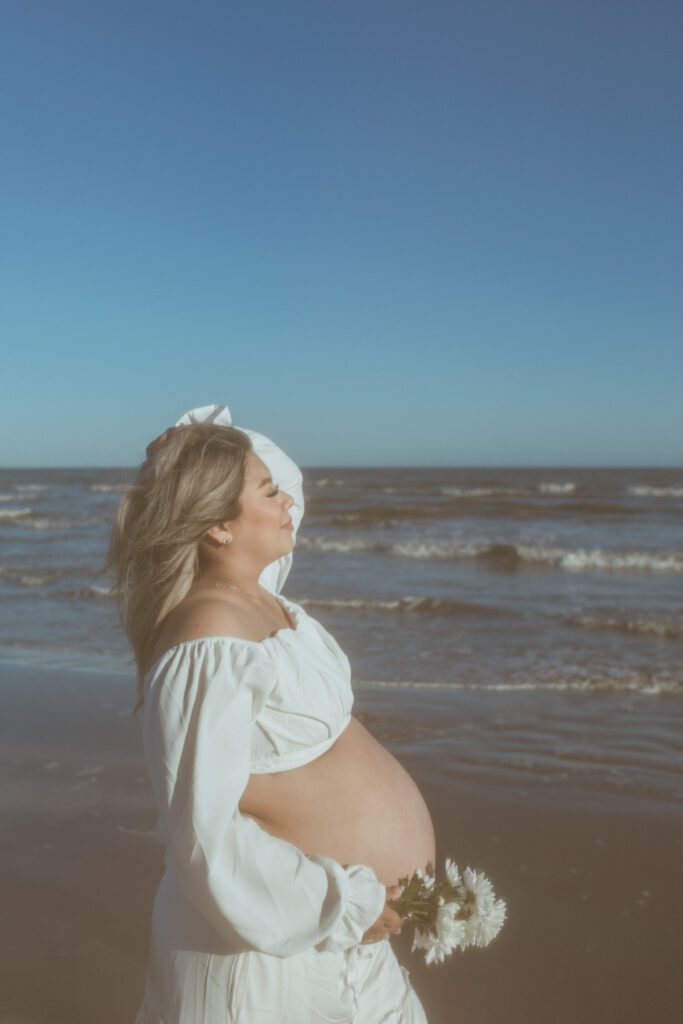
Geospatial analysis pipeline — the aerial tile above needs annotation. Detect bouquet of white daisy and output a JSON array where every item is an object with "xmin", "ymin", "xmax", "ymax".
[{"xmin": 387, "ymin": 859, "xmax": 507, "ymax": 965}]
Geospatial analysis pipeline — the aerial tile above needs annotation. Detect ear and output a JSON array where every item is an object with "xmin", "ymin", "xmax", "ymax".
[{"xmin": 204, "ymin": 522, "xmax": 233, "ymax": 545}]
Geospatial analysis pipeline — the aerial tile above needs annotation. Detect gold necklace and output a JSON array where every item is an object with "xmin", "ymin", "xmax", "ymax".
[
  {"xmin": 193, "ymin": 574, "xmax": 290, "ymax": 637},
  {"xmin": 193, "ymin": 575, "xmax": 260, "ymax": 601}
]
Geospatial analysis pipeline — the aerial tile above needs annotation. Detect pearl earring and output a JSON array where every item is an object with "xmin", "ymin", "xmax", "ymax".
[{"xmin": 221, "ymin": 537, "xmax": 231, "ymax": 546}]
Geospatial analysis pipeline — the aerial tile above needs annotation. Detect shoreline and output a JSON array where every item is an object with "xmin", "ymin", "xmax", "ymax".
[{"xmin": 1, "ymin": 661, "xmax": 681, "ymax": 1023}]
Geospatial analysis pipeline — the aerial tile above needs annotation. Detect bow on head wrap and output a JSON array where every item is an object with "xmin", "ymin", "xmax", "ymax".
[{"xmin": 172, "ymin": 404, "xmax": 304, "ymax": 596}]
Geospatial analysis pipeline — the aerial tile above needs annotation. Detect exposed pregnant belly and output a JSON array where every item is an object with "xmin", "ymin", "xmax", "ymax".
[{"xmin": 238, "ymin": 716, "xmax": 436, "ymax": 887}]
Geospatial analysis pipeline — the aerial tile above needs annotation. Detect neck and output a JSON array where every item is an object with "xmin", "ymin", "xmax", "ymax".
[{"xmin": 195, "ymin": 560, "xmax": 264, "ymax": 599}]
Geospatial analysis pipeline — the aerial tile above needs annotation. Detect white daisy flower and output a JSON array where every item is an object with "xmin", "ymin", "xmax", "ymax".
[
  {"xmin": 404, "ymin": 857, "xmax": 507, "ymax": 963},
  {"xmin": 415, "ymin": 867, "xmax": 436, "ymax": 890},
  {"xmin": 436, "ymin": 904, "xmax": 467, "ymax": 947},
  {"xmin": 411, "ymin": 903, "xmax": 468, "ymax": 964},
  {"xmin": 462, "ymin": 866, "xmax": 495, "ymax": 907},
  {"xmin": 462, "ymin": 896, "xmax": 507, "ymax": 948},
  {"xmin": 444, "ymin": 858, "xmax": 461, "ymax": 887},
  {"xmin": 473, "ymin": 897, "xmax": 507, "ymax": 947},
  {"xmin": 411, "ymin": 923, "xmax": 451, "ymax": 965}
]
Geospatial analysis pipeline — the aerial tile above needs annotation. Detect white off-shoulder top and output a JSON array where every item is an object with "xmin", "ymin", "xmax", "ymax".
[
  {"xmin": 139, "ymin": 403, "xmax": 387, "ymax": 962},
  {"xmin": 145, "ymin": 594, "xmax": 354, "ymax": 777},
  {"xmin": 142, "ymin": 598, "xmax": 386, "ymax": 959}
]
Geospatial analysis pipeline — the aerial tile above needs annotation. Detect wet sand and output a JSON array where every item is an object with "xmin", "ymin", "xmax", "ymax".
[{"xmin": 1, "ymin": 662, "xmax": 681, "ymax": 1024}]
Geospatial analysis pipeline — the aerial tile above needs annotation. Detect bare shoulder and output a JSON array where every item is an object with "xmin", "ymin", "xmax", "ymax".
[{"xmin": 152, "ymin": 592, "xmax": 260, "ymax": 662}]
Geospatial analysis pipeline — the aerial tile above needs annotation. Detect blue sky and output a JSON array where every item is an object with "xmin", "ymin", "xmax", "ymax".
[{"xmin": 1, "ymin": 0, "xmax": 680, "ymax": 467}]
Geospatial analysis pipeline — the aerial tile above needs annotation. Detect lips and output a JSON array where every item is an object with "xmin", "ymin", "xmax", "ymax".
[{"xmin": 282, "ymin": 520, "xmax": 293, "ymax": 529}]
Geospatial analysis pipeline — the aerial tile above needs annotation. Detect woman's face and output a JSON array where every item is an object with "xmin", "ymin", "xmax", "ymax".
[{"xmin": 225, "ymin": 450, "xmax": 295, "ymax": 566}]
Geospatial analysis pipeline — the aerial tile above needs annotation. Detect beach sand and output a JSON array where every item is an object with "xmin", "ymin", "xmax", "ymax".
[{"xmin": 1, "ymin": 662, "xmax": 681, "ymax": 1024}]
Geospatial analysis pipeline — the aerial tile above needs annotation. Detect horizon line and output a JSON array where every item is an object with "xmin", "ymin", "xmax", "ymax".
[{"xmin": 1, "ymin": 463, "xmax": 681, "ymax": 472}]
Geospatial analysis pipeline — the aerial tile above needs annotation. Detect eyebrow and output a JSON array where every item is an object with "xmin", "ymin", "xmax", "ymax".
[{"xmin": 258, "ymin": 476, "xmax": 274, "ymax": 488}]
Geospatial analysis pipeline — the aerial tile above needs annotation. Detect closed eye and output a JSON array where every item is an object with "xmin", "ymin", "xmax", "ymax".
[{"xmin": 268, "ymin": 485, "xmax": 280, "ymax": 497}]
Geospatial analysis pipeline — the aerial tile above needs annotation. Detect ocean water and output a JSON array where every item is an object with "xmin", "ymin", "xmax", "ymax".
[{"xmin": 1, "ymin": 465, "xmax": 681, "ymax": 808}]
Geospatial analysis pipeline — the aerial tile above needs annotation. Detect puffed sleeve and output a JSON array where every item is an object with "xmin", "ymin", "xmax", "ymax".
[{"xmin": 143, "ymin": 638, "xmax": 386, "ymax": 957}]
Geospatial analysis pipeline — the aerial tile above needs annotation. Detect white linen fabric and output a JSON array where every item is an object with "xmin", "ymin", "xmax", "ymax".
[
  {"xmin": 136, "ymin": 930, "xmax": 429, "ymax": 1024},
  {"xmin": 132, "ymin": 405, "xmax": 423, "ymax": 1022},
  {"xmin": 142, "ymin": 602, "xmax": 386, "ymax": 959}
]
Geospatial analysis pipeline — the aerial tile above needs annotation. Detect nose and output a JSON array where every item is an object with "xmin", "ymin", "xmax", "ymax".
[{"xmin": 282, "ymin": 490, "xmax": 294, "ymax": 510}]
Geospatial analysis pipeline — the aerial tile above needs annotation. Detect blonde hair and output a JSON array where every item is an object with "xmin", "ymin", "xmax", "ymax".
[{"xmin": 104, "ymin": 422, "xmax": 253, "ymax": 716}]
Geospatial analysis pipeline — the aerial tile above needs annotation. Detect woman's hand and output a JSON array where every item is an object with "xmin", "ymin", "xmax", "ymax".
[{"xmin": 360, "ymin": 884, "xmax": 405, "ymax": 944}]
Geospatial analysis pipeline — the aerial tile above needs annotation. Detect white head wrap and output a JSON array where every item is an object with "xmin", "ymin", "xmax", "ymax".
[{"xmin": 173, "ymin": 404, "xmax": 304, "ymax": 596}]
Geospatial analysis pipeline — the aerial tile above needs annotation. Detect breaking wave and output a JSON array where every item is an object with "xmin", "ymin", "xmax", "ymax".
[
  {"xmin": 391, "ymin": 539, "xmax": 683, "ymax": 573},
  {"xmin": 296, "ymin": 535, "xmax": 381, "ymax": 553},
  {"xmin": 353, "ymin": 673, "xmax": 681, "ymax": 695},
  {"xmin": 0, "ymin": 564, "xmax": 54, "ymax": 587},
  {"xmin": 0, "ymin": 509, "xmax": 74, "ymax": 530},
  {"xmin": 538, "ymin": 481, "xmax": 577, "ymax": 493},
  {"xmin": 0, "ymin": 507, "xmax": 33, "ymax": 520},
  {"xmin": 297, "ymin": 534, "xmax": 683, "ymax": 573},
  {"xmin": 441, "ymin": 486, "xmax": 529, "ymax": 498},
  {"xmin": 564, "ymin": 612, "xmax": 683, "ymax": 640},
  {"xmin": 628, "ymin": 485, "xmax": 683, "ymax": 497},
  {"xmin": 89, "ymin": 483, "xmax": 130, "ymax": 493},
  {"xmin": 295, "ymin": 594, "xmax": 498, "ymax": 617}
]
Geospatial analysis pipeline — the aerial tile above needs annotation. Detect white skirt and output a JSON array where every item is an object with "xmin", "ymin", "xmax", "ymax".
[{"xmin": 134, "ymin": 864, "xmax": 428, "ymax": 1024}]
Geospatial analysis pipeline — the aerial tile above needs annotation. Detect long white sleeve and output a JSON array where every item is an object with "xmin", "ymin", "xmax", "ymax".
[{"xmin": 143, "ymin": 638, "xmax": 386, "ymax": 957}]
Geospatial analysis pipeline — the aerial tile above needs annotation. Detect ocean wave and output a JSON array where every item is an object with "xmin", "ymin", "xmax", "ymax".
[
  {"xmin": 79, "ymin": 584, "xmax": 115, "ymax": 600},
  {"xmin": 0, "ymin": 507, "xmax": 33, "ymax": 520},
  {"xmin": 441, "ymin": 486, "xmax": 529, "ymax": 498},
  {"xmin": 564, "ymin": 612, "xmax": 683, "ymax": 640},
  {"xmin": 390, "ymin": 539, "xmax": 683, "ymax": 573},
  {"xmin": 0, "ymin": 506, "xmax": 77, "ymax": 530},
  {"xmin": 353, "ymin": 674, "xmax": 682, "ymax": 695},
  {"xmin": 330, "ymin": 504, "xmax": 445, "ymax": 526},
  {"xmin": 556, "ymin": 549, "xmax": 683, "ymax": 573},
  {"xmin": 14, "ymin": 484, "xmax": 48, "ymax": 492},
  {"xmin": 628, "ymin": 485, "xmax": 683, "ymax": 497},
  {"xmin": 296, "ymin": 594, "xmax": 498, "ymax": 617},
  {"xmin": 0, "ymin": 492, "xmax": 41, "ymax": 502},
  {"xmin": 37, "ymin": 583, "xmax": 115, "ymax": 601},
  {"xmin": 89, "ymin": 483, "xmax": 131, "ymax": 493},
  {"xmin": 329, "ymin": 498, "xmax": 641, "ymax": 524},
  {"xmin": 295, "ymin": 535, "xmax": 382, "ymax": 553},
  {"xmin": 0, "ymin": 565, "xmax": 54, "ymax": 587},
  {"xmin": 0, "ymin": 564, "xmax": 92, "ymax": 584},
  {"xmin": 0, "ymin": 642, "xmax": 132, "ymax": 674},
  {"xmin": 391, "ymin": 539, "xmax": 484, "ymax": 560},
  {"xmin": 310, "ymin": 478, "xmax": 345, "ymax": 488},
  {"xmin": 541, "ymin": 501, "xmax": 635, "ymax": 516},
  {"xmin": 297, "ymin": 534, "xmax": 683, "ymax": 571},
  {"xmin": 538, "ymin": 481, "xmax": 577, "ymax": 493},
  {"xmin": 0, "ymin": 567, "xmax": 114, "ymax": 593},
  {"xmin": 0, "ymin": 513, "xmax": 74, "ymax": 530}
]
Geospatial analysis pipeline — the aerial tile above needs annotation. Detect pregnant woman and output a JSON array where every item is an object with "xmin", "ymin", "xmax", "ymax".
[{"xmin": 107, "ymin": 403, "xmax": 435, "ymax": 1023}]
